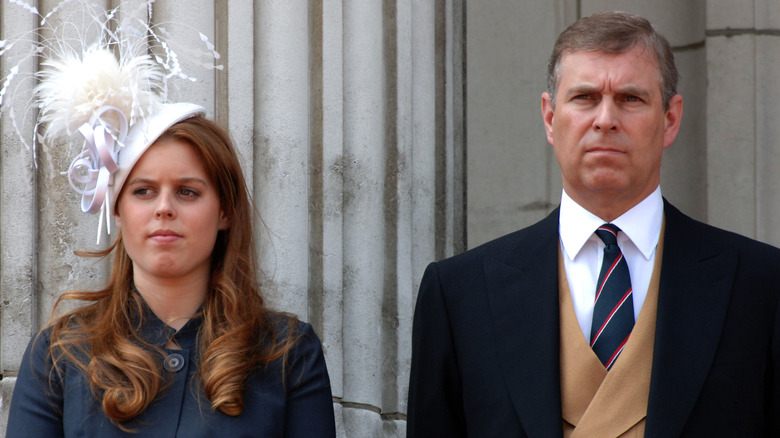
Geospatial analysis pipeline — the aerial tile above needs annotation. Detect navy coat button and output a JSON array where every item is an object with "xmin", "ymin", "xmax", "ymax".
[{"xmin": 164, "ymin": 353, "xmax": 185, "ymax": 372}]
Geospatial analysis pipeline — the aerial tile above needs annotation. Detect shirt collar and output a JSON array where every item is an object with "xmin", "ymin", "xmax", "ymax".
[{"xmin": 559, "ymin": 186, "xmax": 663, "ymax": 261}]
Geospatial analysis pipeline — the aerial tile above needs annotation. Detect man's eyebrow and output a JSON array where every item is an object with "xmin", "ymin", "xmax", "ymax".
[
  {"xmin": 564, "ymin": 84, "xmax": 599, "ymax": 95},
  {"xmin": 615, "ymin": 85, "xmax": 651, "ymax": 97},
  {"xmin": 563, "ymin": 84, "xmax": 653, "ymax": 98}
]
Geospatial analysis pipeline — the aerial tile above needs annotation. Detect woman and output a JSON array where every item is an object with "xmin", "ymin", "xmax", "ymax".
[{"xmin": 6, "ymin": 103, "xmax": 337, "ymax": 437}]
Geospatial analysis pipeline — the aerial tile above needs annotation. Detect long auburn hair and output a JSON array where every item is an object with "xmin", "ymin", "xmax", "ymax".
[{"xmin": 46, "ymin": 115, "xmax": 298, "ymax": 426}]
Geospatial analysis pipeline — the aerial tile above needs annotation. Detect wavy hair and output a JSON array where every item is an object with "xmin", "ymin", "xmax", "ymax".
[{"xmin": 46, "ymin": 115, "xmax": 298, "ymax": 427}]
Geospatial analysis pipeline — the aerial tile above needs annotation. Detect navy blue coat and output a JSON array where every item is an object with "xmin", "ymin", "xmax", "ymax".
[{"xmin": 7, "ymin": 306, "xmax": 336, "ymax": 437}]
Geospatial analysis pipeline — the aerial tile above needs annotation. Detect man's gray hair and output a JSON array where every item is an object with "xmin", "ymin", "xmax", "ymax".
[{"xmin": 546, "ymin": 11, "xmax": 679, "ymax": 111}]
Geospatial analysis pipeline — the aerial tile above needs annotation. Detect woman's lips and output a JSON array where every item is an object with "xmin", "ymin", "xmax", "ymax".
[{"xmin": 149, "ymin": 230, "xmax": 182, "ymax": 243}]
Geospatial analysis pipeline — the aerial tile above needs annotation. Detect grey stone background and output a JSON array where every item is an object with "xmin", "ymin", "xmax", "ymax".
[{"xmin": 0, "ymin": 1, "xmax": 778, "ymax": 437}]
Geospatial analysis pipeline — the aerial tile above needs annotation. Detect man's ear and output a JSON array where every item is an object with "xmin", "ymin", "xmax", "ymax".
[
  {"xmin": 541, "ymin": 92, "xmax": 555, "ymax": 145},
  {"xmin": 663, "ymin": 94, "xmax": 683, "ymax": 149}
]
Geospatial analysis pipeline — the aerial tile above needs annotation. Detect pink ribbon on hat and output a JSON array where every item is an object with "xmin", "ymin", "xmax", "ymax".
[{"xmin": 67, "ymin": 106, "xmax": 128, "ymax": 242}]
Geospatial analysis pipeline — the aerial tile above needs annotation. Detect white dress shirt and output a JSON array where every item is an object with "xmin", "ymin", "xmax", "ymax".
[{"xmin": 559, "ymin": 187, "xmax": 664, "ymax": 341}]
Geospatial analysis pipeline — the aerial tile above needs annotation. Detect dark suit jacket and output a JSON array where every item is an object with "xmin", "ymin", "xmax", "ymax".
[{"xmin": 407, "ymin": 200, "xmax": 780, "ymax": 437}]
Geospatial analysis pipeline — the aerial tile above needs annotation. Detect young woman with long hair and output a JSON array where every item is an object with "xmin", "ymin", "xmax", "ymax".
[{"xmin": 7, "ymin": 103, "xmax": 337, "ymax": 437}]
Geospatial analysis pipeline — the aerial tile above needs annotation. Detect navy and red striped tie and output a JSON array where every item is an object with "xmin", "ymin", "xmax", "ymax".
[{"xmin": 589, "ymin": 224, "xmax": 634, "ymax": 370}]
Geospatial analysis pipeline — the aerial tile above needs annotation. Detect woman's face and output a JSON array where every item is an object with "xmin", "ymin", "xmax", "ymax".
[{"xmin": 115, "ymin": 137, "xmax": 229, "ymax": 284}]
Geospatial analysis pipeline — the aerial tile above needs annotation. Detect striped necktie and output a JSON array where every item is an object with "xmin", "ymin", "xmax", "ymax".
[{"xmin": 589, "ymin": 224, "xmax": 634, "ymax": 370}]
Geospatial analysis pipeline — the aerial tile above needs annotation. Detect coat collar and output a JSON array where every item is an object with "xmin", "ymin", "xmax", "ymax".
[{"xmin": 129, "ymin": 287, "xmax": 203, "ymax": 350}]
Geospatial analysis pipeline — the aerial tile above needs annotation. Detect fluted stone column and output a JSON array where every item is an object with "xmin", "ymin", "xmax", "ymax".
[
  {"xmin": 254, "ymin": 0, "xmax": 312, "ymax": 320},
  {"xmin": 0, "ymin": 3, "xmax": 38, "ymax": 434},
  {"xmin": 252, "ymin": 1, "xmax": 465, "ymax": 435},
  {"xmin": 340, "ymin": 0, "xmax": 388, "ymax": 431}
]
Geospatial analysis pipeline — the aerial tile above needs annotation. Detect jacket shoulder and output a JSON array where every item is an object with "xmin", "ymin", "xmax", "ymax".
[
  {"xmin": 436, "ymin": 207, "xmax": 560, "ymax": 272},
  {"xmin": 664, "ymin": 201, "xmax": 780, "ymax": 257}
]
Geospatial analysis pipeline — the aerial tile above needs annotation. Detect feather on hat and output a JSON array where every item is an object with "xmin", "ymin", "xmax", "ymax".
[{"xmin": 0, "ymin": 0, "xmax": 219, "ymax": 243}]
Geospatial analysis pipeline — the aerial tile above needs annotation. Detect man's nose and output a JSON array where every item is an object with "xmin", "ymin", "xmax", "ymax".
[{"xmin": 592, "ymin": 99, "xmax": 619, "ymax": 132}]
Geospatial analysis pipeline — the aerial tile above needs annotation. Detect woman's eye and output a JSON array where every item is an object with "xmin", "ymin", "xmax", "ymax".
[
  {"xmin": 179, "ymin": 188, "xmax": 199, "ymax": 198},
  {"xmin": 133, "ymin": 188, "xmax": 150, "ymax": 196}
]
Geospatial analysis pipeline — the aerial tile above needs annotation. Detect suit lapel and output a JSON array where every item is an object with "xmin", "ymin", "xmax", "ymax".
[
  {"xmin": 484, "ymin": 209, "xmax": 564, "ymax": 438},
  {"xmin": 645, "ymin": 201, "xmax": 738, "ymax": 437}
]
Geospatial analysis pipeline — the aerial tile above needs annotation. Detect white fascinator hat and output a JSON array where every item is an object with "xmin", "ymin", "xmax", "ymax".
[
  {"xmin": 43, "ymin": 54, "xmax": 207, "ymax": 243},
  {"xmin": 61, "ymin": 96, "xmax": 205, "ymax": 242},
  {"xmin": 113, "ymin": 102, "xmax": 205, "ymax": 211},
  {"xmin": 0, "ymin": 2, "xmax": 219, "ymax": 243}
]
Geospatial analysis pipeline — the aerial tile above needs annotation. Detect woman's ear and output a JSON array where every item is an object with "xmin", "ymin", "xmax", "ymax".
[{"xmin": 218, "ymin": 211, "xmax": 231, "ymax": 230}]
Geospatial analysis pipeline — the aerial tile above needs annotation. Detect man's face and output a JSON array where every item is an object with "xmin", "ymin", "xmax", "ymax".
[{"xmin": 541, "ymin": 46, "xmax": 682, "ymax": 220}]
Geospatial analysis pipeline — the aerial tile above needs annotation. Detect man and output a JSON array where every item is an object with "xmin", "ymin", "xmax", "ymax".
[{"xmin": 407, "ymin": 11, "xmax": 780, "ymax": 437}]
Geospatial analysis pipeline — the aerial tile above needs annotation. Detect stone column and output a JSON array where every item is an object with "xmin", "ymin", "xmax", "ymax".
[
  {"xmin": 253, "ymin": 1, "xmax": 465, "ymax": 435},
  {"xmin": 0, "ymin": 2, "xmax": 38, "ymax": 433},
  {"xmin": 254, "ymin": 0, "xmax": 312, "ymax": 319}
]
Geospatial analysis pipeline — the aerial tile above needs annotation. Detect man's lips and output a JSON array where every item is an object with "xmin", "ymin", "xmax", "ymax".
[
  {"xmin": 584, "ymin": 147, "xmax": 627, "ymax": 158},
  {"xmin": 586, "ymin": 146, "xmax": 625, "ymax": 153}
]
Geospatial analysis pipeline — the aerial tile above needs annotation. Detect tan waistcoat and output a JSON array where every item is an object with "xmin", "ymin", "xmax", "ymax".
[{"xmin": 559, "ymin": 224, "xmax": 665, "ymax": 438}]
